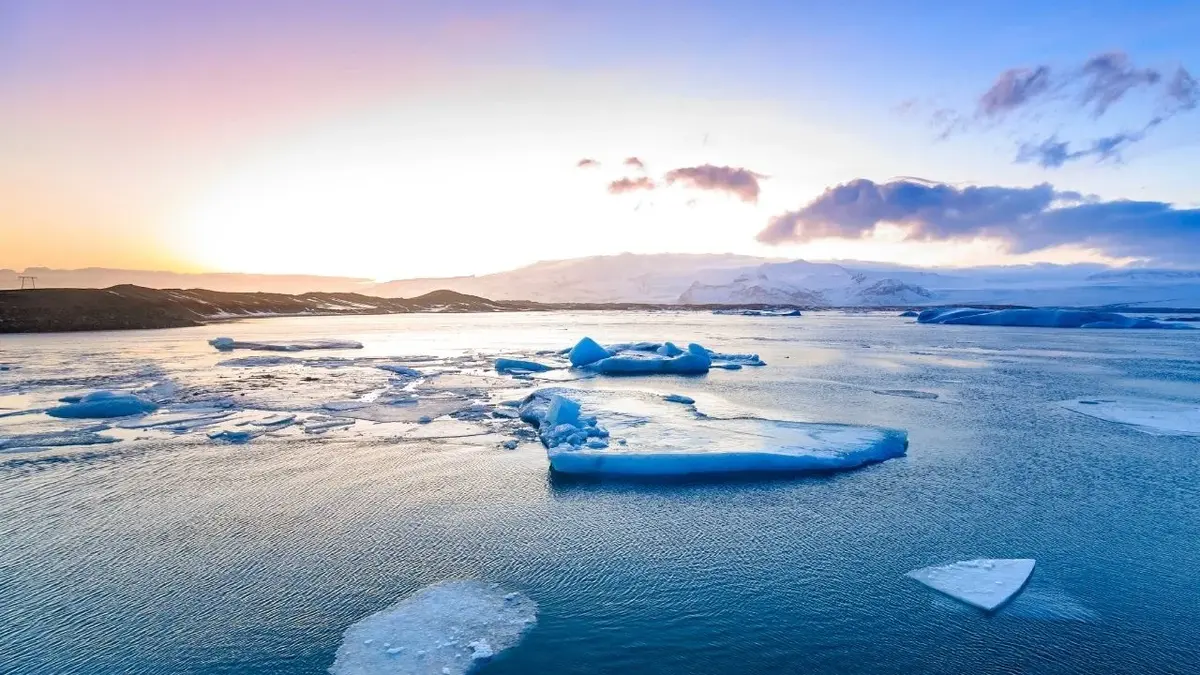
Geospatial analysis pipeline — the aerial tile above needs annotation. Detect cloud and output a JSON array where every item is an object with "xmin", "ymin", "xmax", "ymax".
[
  {"xmin": 608, "ymin": 176, "xmax": 656, "ymax": 194},
  {"xmin": 933, "ymin": 52, "xmax": 1196, "ymax": 167},
  {"xmin": 576, "ymin": 158, "xmax": 600, "ymax": 168},
  {"xmin": 1166, "ymin": 67, "xmax": 1199, "ymax": 111},
  {"xmin": 977, "ymin": 66, "xmax": 1053, "ymax": 118},
  {"xmin": 757, "ymin": 178, "xmax": 1200, "ymax": 264},
  {"xmin": 662, "ymin": 164, "xmax": 766, "ymax": 203},
  {"xmin": 1016, "ymin": 128, "xmax": 1150, "ymax": 168},
  {"xmin": 1078, "ymin": 52, "xmax": 1162, "ymax": 117},
  {"xmin": 623, "ymin": 156, "xmax": 645, "ymax": 169}
]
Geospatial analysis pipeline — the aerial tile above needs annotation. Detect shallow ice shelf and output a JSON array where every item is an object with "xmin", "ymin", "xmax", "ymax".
[
  {"xmin": 208, "ymin": 337, "xmax": 364, "ymax": 352},
  {"xmin": 329, "ymin": 580, "xmax": 537, "ymax": 675},
  {"xmin": 518, "ymin": 388, "xmax": 907, "ymax": 476},
  {"xmin": 906, "ymin": 558, "xmax": 1036, "ymax": 611},
  {"xmin": 1061, "ymin": 397, "xmax": 1200, "ymax": 436}
]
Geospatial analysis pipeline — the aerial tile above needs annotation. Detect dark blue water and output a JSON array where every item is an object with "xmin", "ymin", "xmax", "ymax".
[{"xmin": 3, "ymin": 313, "xmax": 1200, "ymax": 674}]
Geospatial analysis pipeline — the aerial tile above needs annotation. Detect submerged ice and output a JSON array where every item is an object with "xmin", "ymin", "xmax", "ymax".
[
  {"xmin": 906, "ymin": 559, "xmax": 1036, "ymax": 612},
  {"xmin": 918, "ymin": 307, "xmax": 1193, "ymax": 329},
  {"xmin": 517, "ymin": 388, "xmax": 907, "ymax": 476},
  {"xmin": 329, "ymin": 580, "xmax": 537, "ymax": 675}
]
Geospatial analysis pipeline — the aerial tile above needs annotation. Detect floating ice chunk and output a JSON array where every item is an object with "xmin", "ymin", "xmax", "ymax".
[
  {"xmin": 1061, "ymin": 397, "xmax": 1200, "ymax": 436},
  {"xmin": 604, "ymin": 341, "xmax": 662, "ymax": 353},
  {"xmin": 494, "ymin": 358, "xmax": 553, "ymax": 374},
  {"xmin": 207, "ymin": 429, "xmax": 257, "ymax": 443},
  {"xmin": 501, "ymin": 440, "xmax": 519, "ymax": 450},
  {"xmin": 329, "ymin": 580, "xmax": 537, "ymax": 675},
  {"xmin": 906, "ymin": 559, "xmax": 1036, "ymax": 611},
  {"xmin": 114, "ymin": 408, "xmax": 233, "ymax": 431},
  {"xmin": 301, "ymin": 415, "xmax": 356, "ymax": 434},
  {"xmin": 656, "ymin": 342, "xmax": 684, "ymax": 357},
  {"xmin": 590, "ymin": 343, "xmax": 712, "ymax": 376},
  {"xmin": 707, "ymin": 351, "xmax": 766, "ymax": 367},
  {"xmin": 47, "ymin": 391, "xmax": 158, "ymax": 419},
  {"xmin": 208, "ymin": 337, "xmax": 364, "ymax": 352},
  {"xmin": 376, "ymin": 364, "xmax": 422, "ymax": 377},
  {"xmin": 519, "ymin": 389, "xmax": 907, "ymax": 476},
  {"xmin": 918, "ymin": 307, "xmax": 1192, "ymax": 329},
  {"xmin": 568, "ymin": 337, "xmax": 611, "ymax": 367},
  {"xmin": 662, "ymin": 394, "xmax": 695, "ymax": 404},
  {"xmin": 0, "ymin": 429, "xmax": 119, "ymax": 452},
  {"xmin": 545, "ymin": 395, "xmax": 581, "ymax": 427}
]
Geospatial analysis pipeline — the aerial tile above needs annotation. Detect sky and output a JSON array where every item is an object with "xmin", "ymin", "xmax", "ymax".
[{"xmin": 2, "ymin": 0, "xmax": 1198, "ymax": 280}]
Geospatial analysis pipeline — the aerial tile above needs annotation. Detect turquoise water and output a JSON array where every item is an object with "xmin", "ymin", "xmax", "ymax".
[{"xmin": 2, "ymin": 312, "xmax": 1200, "ymax": 674}]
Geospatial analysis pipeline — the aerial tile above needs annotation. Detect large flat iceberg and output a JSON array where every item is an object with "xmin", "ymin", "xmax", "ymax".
[
  {"xmin": 906, "ymin": 558, "xmax": 1036, "ymax": 611},
  {"xmin": 918, "ymin": 307, "xmax": 1193, "ymax": 329},
  {"xmin": 329, "ymin": 580, "xmax": 537, "ymax": 675},
  {"xmin": 517, "ymin": 388, "xmax": 907, "ymax": 476},
  {"xmin": 1061, "ymin": 397, "xmax": 1200, "ymax": 436},
  {"xmin": 208, "ymin": 337, "xmax": 364, "ymax": 352}
]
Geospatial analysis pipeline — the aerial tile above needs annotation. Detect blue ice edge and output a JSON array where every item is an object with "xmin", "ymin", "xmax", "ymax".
[
  {"xmin": 518, "ymin": 388, "xmax": 908, "ymax": 477},
  {"xmin": 917, "ymin": 307, "xmax": 1194, "ymax": 329}
]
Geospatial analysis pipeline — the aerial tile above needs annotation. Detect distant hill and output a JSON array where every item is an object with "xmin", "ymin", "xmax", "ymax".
[{"xmin": 0, "ymin": 286, "xmax": 538, "ymax": 333}]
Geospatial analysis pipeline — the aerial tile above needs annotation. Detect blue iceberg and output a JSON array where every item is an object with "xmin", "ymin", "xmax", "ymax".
[
  {"xmin": 917, "ymin": 307, "xmax": 1193, "ymax": 329},
  {"xmin": 568, "ymin": 337, "xmax": 611, "ymax": 367},
  {"xmin": 589, "ymin": 343, "xmax": 713, "ymax": 376},
  {"xmin": 517, "ymin": 389, "xmax": 907, "ymax": 476},
  {"xmin": 47, "ymin": 391, "xmax": 159, "ymax": 419},
  {"xmin": 494, "ymin": 358, "xmax": 553, "ymax": 374}
]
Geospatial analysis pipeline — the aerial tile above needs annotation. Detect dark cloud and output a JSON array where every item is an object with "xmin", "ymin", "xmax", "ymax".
[
  {"xmin": 1166, "ymin": 67, "xmax": 1199, "ymax": 111},
  {"xmin": 607, "ymin": 176, "xmax": 656, "ymax": 194},
  {"xmin": 977, "ymin": 66, "xmax": 1053, "ymax": 118},
  {"xmin": 623, "ymin": 156, "xmax": 645, "ymax": 169},
  {"xmin": 663, "ymin": 164, "xmax": 766, "ymax": 203},
  {"xmin": 757, "ymin": 178, "xmax": 1200, "ymax": 264},
  {"xmin": 1078, "ymin": 52, "xmax": 1162, "ymax": 117},
  {"xmin": 1016, "ymin": 128, "xmax": 1149, "ymax": 168},
  {"xmin": 576, "ymin": 158, "xmax": 600, "ymax": 168},
  {"xmin": 934, "ymin": 52, "xmax": 1195, "ymax": 167}
]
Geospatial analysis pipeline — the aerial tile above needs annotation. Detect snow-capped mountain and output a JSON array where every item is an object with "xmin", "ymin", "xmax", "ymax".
[{"xmin": 678, "ymin": 260, "xmax": 934, "ymax": 306}]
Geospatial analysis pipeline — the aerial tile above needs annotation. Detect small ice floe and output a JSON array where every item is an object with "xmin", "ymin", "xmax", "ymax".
[
  {"xmin": 329, "ymin": 580, "xmax": 537, "ymax": 675},
  {"xmin": 208, "ymin": 337, "xmax": 364, "ymax": 352},
  {"xmin": 113, "ymin": 408, "xmax": 233, "ymax": 432},
  {"xmin": 494, "ymin": 358, "xmax": 554, "ymax": 375},
  {"xmin": 46, "ymin": 391, "xmax": 159, "ymax": 419},
  {"xmin": 1060, "ymin": 397, "xmax": 1200, "ymax": 436},
  {"xmin": 906, "ymin": 558, "xmax": 1036, "ymax": 612},
  {"xmin": 917, "ymin": 308, "xmax": 1193, "ymax": 329},
  {"xmin": 516, "ymin": 388, "xmax": 907, "ymax": 477},
  {"xmin": 662, "ymin": 394, "xmax": 695, "ymax": 405},
  {"xmin": 301, "ymin": 415, "xmax": 356, "ymax": 434}
]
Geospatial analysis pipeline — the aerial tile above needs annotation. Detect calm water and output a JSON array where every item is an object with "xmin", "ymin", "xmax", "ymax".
[{"xmin": 2, "ymin": 311, "xmax": 1200, "ymax": 674}]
